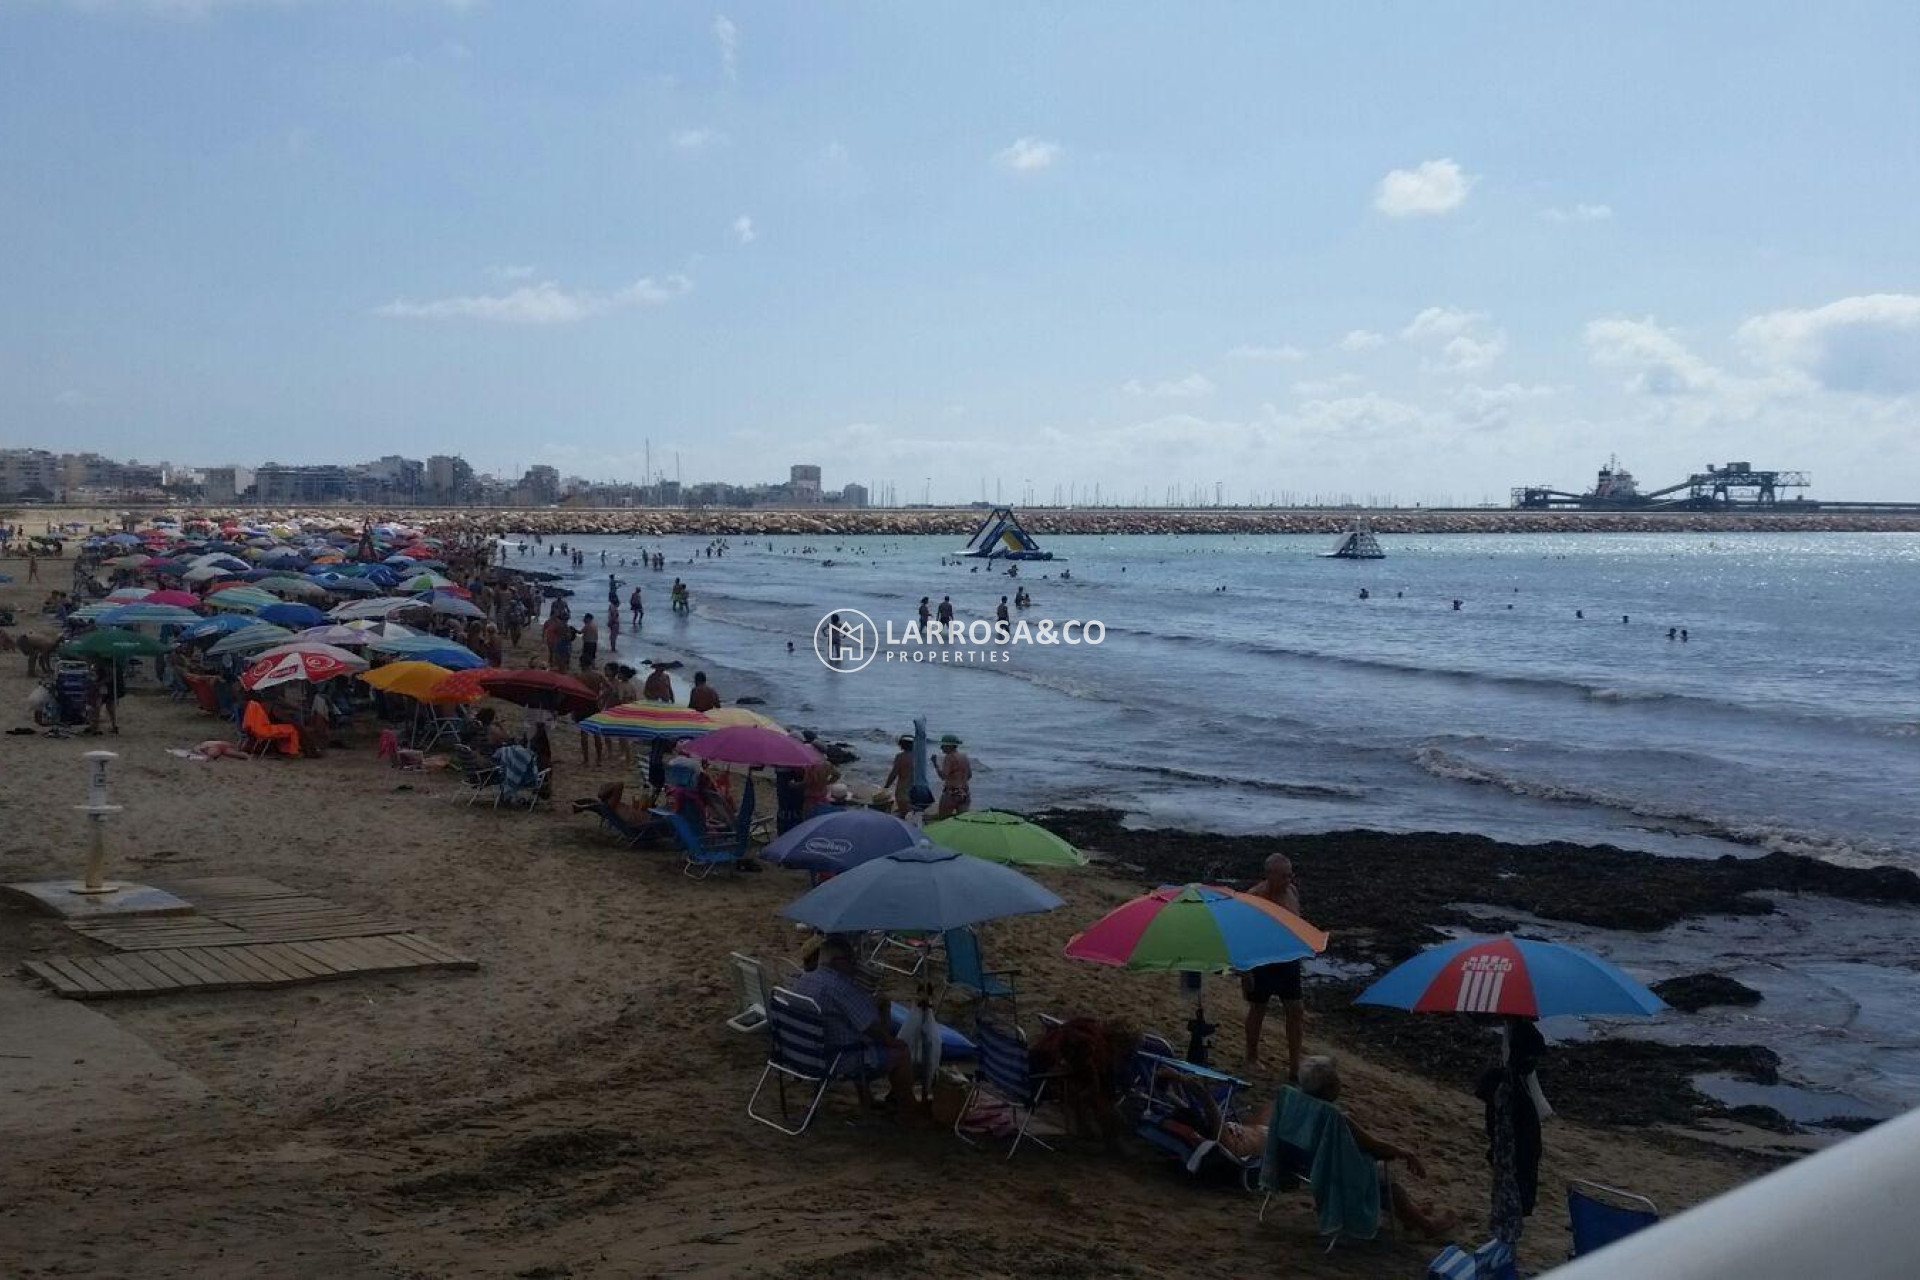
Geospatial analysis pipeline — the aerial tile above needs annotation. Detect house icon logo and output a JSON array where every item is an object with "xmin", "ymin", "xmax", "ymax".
[{"xmin": 814, "ymin": 609, "xmax": 879, "ymax": 673}]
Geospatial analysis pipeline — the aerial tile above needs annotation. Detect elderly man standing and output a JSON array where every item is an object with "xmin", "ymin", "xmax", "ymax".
[
  {"xmin": 787, "ymin": 936, "xmax": 919, "ymax": 1115},
  {"xmin": 1242, "ymin": 852, "xmax": 1307, "ymax": 1079}
]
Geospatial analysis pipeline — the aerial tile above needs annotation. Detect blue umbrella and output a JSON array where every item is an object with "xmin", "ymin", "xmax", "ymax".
[
  {"xmin": 259, "ymin": 602, "xmax": 330, "ymax": 628},
  {"xmin": 181, "ymin": 614, "xmax": 259, "ymax": 639},
  {"xmin": 1355, "ymin": 936, "xmax": 1665, "ymax": 1019},
  {"xmin": 312, "ymin": 574, "xmax": 382, "ymax": 596},
  {"xmin": 779, "ymin": 843, "xmax": 1064, "ymax": 933},
  {"xmin": 368, "ymin": 634, "xmax": 484, "ymax": 662},
  {"xmin": 763, "ymin": 810, "xmax": 921, "ymax": 873}
]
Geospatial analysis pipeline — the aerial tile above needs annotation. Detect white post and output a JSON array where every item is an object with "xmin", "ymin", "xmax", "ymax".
[{"xmin": 71, "ymin": 749, "xmax": 123, "ymax": 895}]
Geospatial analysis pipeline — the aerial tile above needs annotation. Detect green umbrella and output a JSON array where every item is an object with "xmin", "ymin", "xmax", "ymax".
[
  {"xmin": 61, "ymin": 628, "xmax": 170, "ymax": 659},
  {"xmin": 207, "ymin": 623, "xmax": 294, "ymax": 656},
  {"xmin": 923, "ymin": 811, "xmax": 1088, "ymax": 868}
]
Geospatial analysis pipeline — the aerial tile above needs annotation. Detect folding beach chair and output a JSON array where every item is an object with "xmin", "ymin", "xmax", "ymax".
[
  {"xmin": 954, "ymin": 1020, "xmax": 1063, "ymax": 1159},
  {"xmin": 452, "ymin": 745, "xmax": 501, "ymax": 806},
  {"xmin": 656, "ymin": 808, "xmax": 741, "ymax": 878},
  {"xmin": 1132, "ymin": 1052, "xmax": 1263, "ymax": 1189},
  {"xmin": 1256, "ymin": 1087, "xmax": 1394, "ymax": 1251},
  {"xmin": 575, "ymin": 798, "xmax": 666, "ymax": 848},
  {"xmin": 491, "ymin": 744, "xmax": 548, "ymax": 812},
  {"xmin": 867, "ymin": 931, "xmax": 939, "ymax": 978},
  {"xmin": 1567, "ymin": 1179, "xmax": 1659, "ymax": 1258},
  {"xmin": 746, "ymin": 987, "xmax": 876, "ymax": 1135},
  {"xmin": 938, "ymin": 926, "xmax": 1018, "ymax": 1018},
  {"xmin": 727, "ymin": 952, "xmax": 770, "ymax": 1033}
]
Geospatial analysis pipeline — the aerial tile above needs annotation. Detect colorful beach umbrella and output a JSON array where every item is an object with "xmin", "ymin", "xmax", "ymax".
[
  {"xmin": 779, "ymin": 843, "xmax": 1065, "ymax": 933},
  {"xmin": 358, "ymin": 660, "xmax": 468, "ymax": 701},
  {"xmin": 104, "ymin": 587, "xmax": 154, "ymax": 603},
  {"xmin": 925, "ymin": 811, "xmax": 1087, "ymax": 868},
  {"xmin": 1064, "ymin": 883, "xmax": 1328, "ymax": 973},
  {"xmin": 439, "ymin": 668, "xmax": 597, "ymax": 715},
  {"xmin": 203, "ymin": 585, "xmax": 280, "ymax": 613},
  {"xmin": 682, "ymin": 725, "xmax": 821, "ymax": 769},
  {"xmin": 578, "ymin": 702, "xmax": 718, "ymax": 740},
  {"xmin": 762, "ymin": 809, "xmax": 921, "ymax": 874},
  {"xmin": 331, "ymin": 596, "xmax": 426, "ymax": 620},
  {"xmin": 241, "ymin": 644, "xmax": 367, "ymax": 691},
  {"xmin": 1354, "ymin": 936, "xmax": 1666, "ymax": 1019},
  {"xmin": 142, "ymin": 589, "xmax": 201, "ymax": 609},
  {"xmin": 207, "ymin": 623, "xmax": 296, "ymax": 656},
  {"xmin": 705, "ymin": 706, "xmax": 783, "ymax": 730}
]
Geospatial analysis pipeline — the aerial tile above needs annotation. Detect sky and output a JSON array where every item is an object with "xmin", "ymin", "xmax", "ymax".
[{"xmin": 3, "ymin": 0, "xmax": 1918, "ymax": 504}]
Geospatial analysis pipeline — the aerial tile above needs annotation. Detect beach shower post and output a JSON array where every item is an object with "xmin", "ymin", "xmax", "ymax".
[{"xmin": 72, "ymin": 749, "xmax": 123, "ymax": 896}]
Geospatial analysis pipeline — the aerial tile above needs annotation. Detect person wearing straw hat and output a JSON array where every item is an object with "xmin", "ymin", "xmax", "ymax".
[{"xmin": 934, "ymin": 733, "xmax": 971, "ymax": 816}]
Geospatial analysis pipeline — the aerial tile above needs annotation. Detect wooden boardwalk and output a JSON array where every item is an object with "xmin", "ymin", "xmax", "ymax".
[{"xmin": 22, "ymin": 875, "xmax": 476, "ymax": 1000}]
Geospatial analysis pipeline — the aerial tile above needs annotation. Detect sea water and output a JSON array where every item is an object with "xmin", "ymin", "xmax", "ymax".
[{"xmin": 530, "ymin": 529, "xmax": 1920, "ymax": 1117}]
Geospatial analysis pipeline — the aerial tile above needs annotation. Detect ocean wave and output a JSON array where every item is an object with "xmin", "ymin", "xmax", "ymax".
[
  {"xmin": 1412, "ymin": 745, "xmax": 1905, "ymax": 867},
  {"xmin": 1095, "ymin": 761, "xmax": 1367, "ymax": 800}
]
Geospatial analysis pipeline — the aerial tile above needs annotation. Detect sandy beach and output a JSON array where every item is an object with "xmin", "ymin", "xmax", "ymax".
[{"xmin": 10, "ymin": 529, "xmax": 1907, "ymax": 1278}]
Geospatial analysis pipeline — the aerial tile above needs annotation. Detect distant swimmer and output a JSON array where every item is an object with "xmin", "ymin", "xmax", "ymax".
[
  {"xmin": 1576, "ymin": 610, "xmax": 1584, "ymax": 619},
  {"xmin": 1622, "ymin": 615, "xmax": 1630, "ymax": 624},
  {"xmin": 1452, "ymin": 599, "xmax": 1462, "ymax": 611},
  {"xmin": 1359, "ymin": 588, "xmax": 1370, "ymax": 600},
  {"xmin": 1681, "ymin": 629, "xmax": 1690, "ymax": 642},
  {"xmin": 996, "ymin": 596, "xmax": 1010, "ymax": 626},
  {"xmin": 1667, "ymin": 627, "xmax": 1677, "ymax": 640}
]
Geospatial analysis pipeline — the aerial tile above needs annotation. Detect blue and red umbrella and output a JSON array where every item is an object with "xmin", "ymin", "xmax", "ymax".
[{"xmin": 1356, "ymin": 935, "xmax": 1665, "ymax": 1019}]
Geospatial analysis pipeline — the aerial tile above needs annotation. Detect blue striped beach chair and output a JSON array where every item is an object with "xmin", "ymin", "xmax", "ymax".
[{"xmin": 746, "ymin": 987, "xmax": 874, "ymax": 1135}]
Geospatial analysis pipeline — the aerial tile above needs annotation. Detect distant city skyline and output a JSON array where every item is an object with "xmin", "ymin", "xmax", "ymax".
[{"xmin": 3, "ymin": 5, "xmax": 1917, "ymax": 502}]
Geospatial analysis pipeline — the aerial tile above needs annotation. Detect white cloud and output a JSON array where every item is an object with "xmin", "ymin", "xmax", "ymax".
[
  {"xmin": 1338, "ymin": 329, "xmax": 1387, "ymax": 352},
  {"xmin": 1735, "ymin": 294, "xmax": 1920, "ymax": 395},
  {"xmin": 1584, "ymin": 316, "xmax": 1725, "ymax": 395},
  {"xmin": 670, "ymin": 127, "xmax": 726, "ymax": 152},
  {"xmin": 1122, "ymin": 373, "xmax": 1215, "ymax": 399},
  {"xmin": 1227, "ymin": 343, "xmax": 1307, "ymax": 362},
  {"xmin": 1544, "ymin": 202, "xmax": 1613, "ymax": 222},
  {"xmin": 731, "ymin": 215, "xmax": 756, "ymax": 244},
  {"xmin": 712, "ymin": 14, "xmax": 738, "ymax": 82},
  {"xmin": 1453, "ymin": 382, "xmax": 1555, "ymax": 430},
  {"xmin": 995, "ymin": 137, "xmax": 1061, "ymax": 173},
  {"xmin": 1373, "ymin": 158, "xmax": 1474, "ymax": 217},
  {"xmin": 488, "ymin": 264, "xmax": 538, "ymax": 281},
  {"xmin": 1292, "ymin": 373, "xmax": 1361, "ymax": 397},
  {"xmin": 375, "ymin": 274, "xmax": 692, "ymax": 325},
  {"xmin": 1402, "ymin": 306, "xmax": 1506, "ymax": 372}
]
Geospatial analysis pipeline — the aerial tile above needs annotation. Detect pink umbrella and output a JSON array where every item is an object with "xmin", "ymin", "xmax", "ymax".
[
  {"xmin": 143, "ymin": 589, "xmax": 201, "ymax": 609},
  {"xmin": 240, "ymin": 643, "xmax": 368, "ymax": 691},
  {"xmin": 682, "ymin": 725, "xmax": 823, "ymax": 769}
]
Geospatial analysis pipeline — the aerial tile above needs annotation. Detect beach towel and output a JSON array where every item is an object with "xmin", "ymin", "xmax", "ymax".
[{"xmin": 1264, "ymin": 1086, "xmax": 1381, "ymax": 1241}]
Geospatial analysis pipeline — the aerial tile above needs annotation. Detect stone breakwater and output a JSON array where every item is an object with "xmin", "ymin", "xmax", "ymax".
[{"xmin": 43, "ymin": 504, "xmax": 1920, "ymax": 538}]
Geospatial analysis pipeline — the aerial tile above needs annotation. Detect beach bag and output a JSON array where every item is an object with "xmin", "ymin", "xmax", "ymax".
[{"xmin": 1427, "ymin": 1240, "xmax": 1516, "ymax": 1280}]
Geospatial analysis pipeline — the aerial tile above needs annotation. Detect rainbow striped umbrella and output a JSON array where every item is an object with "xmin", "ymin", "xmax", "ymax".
[
  {"xmin": 578, "ymin": 702, "xmax": 717, "ymax": 740},
  {"xmin": 1064, "ymin": 883, "xmax": 1328, "ymax": 973},
  {"xmin": 1355, "ymin": 936, "xmax": 1664, "ymax": 1019}
]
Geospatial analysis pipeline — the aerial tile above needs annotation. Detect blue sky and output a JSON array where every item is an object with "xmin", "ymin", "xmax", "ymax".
[{"xmin": 4, "ymin": 1, "xmax": 1918, "ymax": 502}]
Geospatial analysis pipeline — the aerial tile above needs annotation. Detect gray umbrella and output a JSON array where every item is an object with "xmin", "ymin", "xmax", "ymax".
[{"xmin": 778, "ymin": 843, "xmax": 1063, "ymax": 933}]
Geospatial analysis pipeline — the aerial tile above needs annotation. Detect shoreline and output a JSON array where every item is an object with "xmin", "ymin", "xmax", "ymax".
[{"xmin": 14, "ymin": 501, "xmax": 1920, "ymax": 537}]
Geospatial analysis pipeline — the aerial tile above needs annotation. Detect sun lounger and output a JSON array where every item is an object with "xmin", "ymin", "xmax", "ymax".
[
  {"xmin": 655, "ymin": 807, "xmax": 741, "ymax": 878},
  {"xmin": 1134, "ymin": 1053, "xmax": 1265, "ymax": 1190},
  {"xmin": 575, "ymin": 798, "xmax": 666, "ymax": 847}
]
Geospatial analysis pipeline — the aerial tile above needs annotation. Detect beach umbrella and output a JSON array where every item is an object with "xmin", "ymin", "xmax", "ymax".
[
  {"xmin": 705, "ymin": 706, "xmax": 783, "ymax": 730},
  {"xmin": 762, "ymin": 810, "xmax": 921, "ymax": 874},
  {"xmin": 1354, "ymin": 936, "xmax": 1666, "ymax": 1019},
  {"xmin": 105, "ymin": 532, "xmax": 141, "ymax": 546},
  {"xmin": 208, "ymin": 623, "xmax": 296, "ymax": 656},
  {"xmin": 184, "ymin": 564, "xmax": 242, "ymax": 584},
  {"xmin": 142, "ymin": 589, "xmax": 201, "ymax": 609},
  {"xmin": 366, "ymin": 634, "xmax": 485, "ymax": 662},
  {"xmin": 105, "ymin": 587, "xmax": 154, "ymax": 603},
  {"xmin": 419, "ymin": 591, "xmax": 484, "ymax": 620},
  {"xmin": 1064, "ymin": 884, "xmax": 1328, "ymax": 973},
  {"xmin": 254, "ymin": 575, "xmax": 330, "ymax": 601},
  {"xmin": 294, "ymin": 624, "xmax": 381, "ymax": 647},
  {"xmin": 69, "ymin": 603, "xmax": 125, "ymax": 622},
  {"xmin": 342, "ymin": 619, "xmax": 414, "ymax": 638},
  {"xmin": 258, "ymin": 602, "xmax": 331, "ymax": 628},
  {"xmin": 105, "ymin": 553, "xmax": 149, "ymax": 568},
  {"xmin": 578, "ymin": 702, "xmax": 718, "ymax": 740},
  {"xmin": 98, "ymin": 603, "xmax": 203, "ymax": 628},
  {"xmin": 439, "ymin": 668, "xmax": 597, "ymax": 715},
  {"xmin": 779, "ymin": 843, "xmax": 1064, "ymax": 933},
  {"xmin": 312, "ymin": 574, "xmax": 381, "ymax": 596},
  {"xmin": 203, "ymin": 586, "xmax": 280, "ymax": 613},
  {"xmin": 181, "ymin": 614, "xmax": 259, "ymax": 640},
  {"xmin": 683, "ymin": 725, "xmax": 822, "ymax": 770},
  {"xmin": 331, "ymin": 596, "xmax": 426, "ymax": 620},
  {"xmin": 398, "ymin": 570, "xmax": 454, "ymax": 592},
  {"xmin": 358, "ymin": 660, "xmax": 469, "ymax": 702},
  {"xmin": 142, "ymin": 557, "xmax": 189, "ymax": 575},
  {"xmin": 925, "ymin": 811, "xmax": 1088, "ymax": 868},
  {"xmin": 60, "ymin": 628, "xmax": 170, "ymax": 660},
  {"xmin": 241, "ymin": 643, "xmax": 368, "ymax": 691}
]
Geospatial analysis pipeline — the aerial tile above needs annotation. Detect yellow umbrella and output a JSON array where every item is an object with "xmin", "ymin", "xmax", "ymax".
[
  {"xmin": 707, "ymin": 706, "xmax": 782, "ymax": 731},
  {"xmin": 358, "ymin": 660, "xmax": 471, "ymax": 702}
]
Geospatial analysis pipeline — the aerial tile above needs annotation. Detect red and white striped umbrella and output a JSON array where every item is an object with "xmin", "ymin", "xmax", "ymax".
[{"xmin": 240, "ymin": 643, "xmax": 369, "ymax": 691}]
